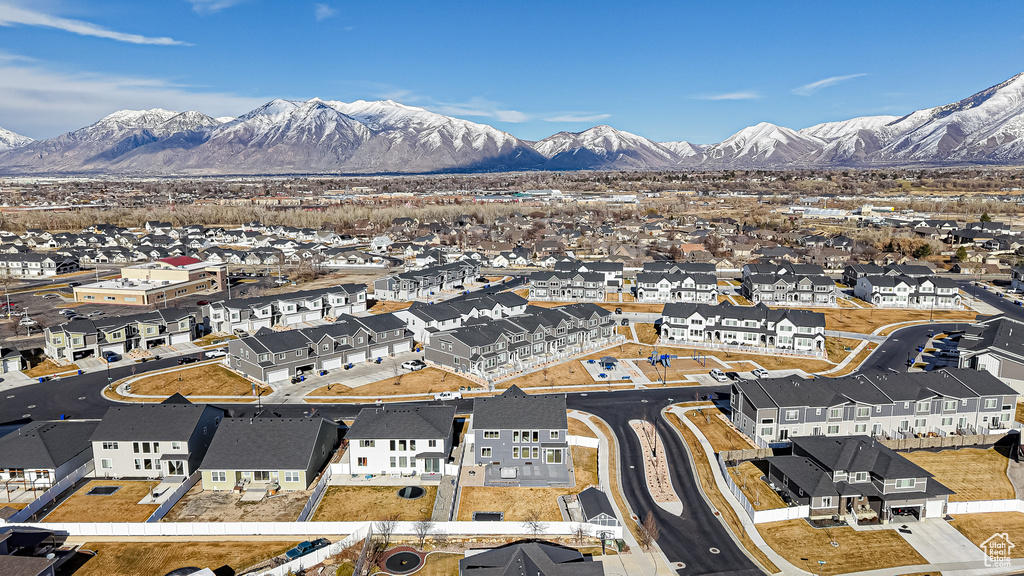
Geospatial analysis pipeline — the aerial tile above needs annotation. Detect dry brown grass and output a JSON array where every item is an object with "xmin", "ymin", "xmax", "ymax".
[
  {"xmin": 728, "ymin": 462, "xmax": 787, "ymax": 511},
  {"xmin": 825, "ymin": 337, "xmax": 864, "ymax": 363},
  {"xmin": 819, "ymin": 308, "xmax": 976, "ymax": 334},
  {"xmin": 827, "ymin": 344, "xmax": 877, "ymax": 377},
  {"xmin": 414, "ymin": 552, "xmax": 462, "ymax": 576},
  {"xmin": 498, "ymin": 350, "xmax": 638, "ymax": 389},
  {"xmin": 313, "ymin": 485, "xmax": 437, "ymax": 521},
  {"xmin": 456, "ymin": 447, "xmax": 598, "ymax": 522},
  {"xmin": 74, "ymin": 541, "xmax": 298, "ymax": 576},
  {"xmin": 733, "ymin": 294, "xmax": 752, "ymax": 305},
  {"xmin": 757, "ymin": 519, "xmax": 927, "ymax": 574},
  {"xmin": 307, "ymin": 367, "xmax": 481, "ymax": 398},
  {"xmin": 568, "ymin": 416, "xmax": 597, "ymax": 439},
  {"xmin": 368, "ymin": 300, "xmax": 414, "ymax": 314},
  {"xmin": 129, "ymin": 362, "xmax": 270, "ymax": 398},
  {"xmin": 616, "ymin": 326, "xmax": 632, "ymax": 339},
  {"xmin": 634, "ymin": 323, "xmax": 659, "ymax": 345},
  {"xmin": 679, "ymin": 407, "xmax": 757, "ymax": 453},
  {"xmin": 1016, "ymin": 402, "xmax": 1024, "ymax": 424},
  {"xmin": 163, "ymin": 486, "xmax": 310, "ymax": 522},
  {"xmin": 903, "ymin": 448, "xmax": 1014, "ymax": 502},
  {"xmin": 950, "ymin": 512, "xmax": 1024, "ymax": 558},
  {"xmin": 45, "ymin": 480, "xmax": 159, "ymax": 523},
  {"xmin": 664, "ymin": 412, "xmax": 780, "ymax": 573},
  {"xmin": 193, "ymin": 333, "xmax": 237, "ymax": 346},
  {"xmin": 25, "ymin": 359, "xmax": 79, "ymax": 377}
]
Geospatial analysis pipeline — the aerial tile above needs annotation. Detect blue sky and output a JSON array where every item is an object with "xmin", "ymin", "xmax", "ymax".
[{"xmin": 0, "ymin": 0, "xmax": 1022, "ymax": 143}]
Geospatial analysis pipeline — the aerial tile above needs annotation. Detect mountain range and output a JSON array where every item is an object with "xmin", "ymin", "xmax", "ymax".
[{"xmin": 2, "ymin": 73, "xmax": 1024, "ymax": 175}]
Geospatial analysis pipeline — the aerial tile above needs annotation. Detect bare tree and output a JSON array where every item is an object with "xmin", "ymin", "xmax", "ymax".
[
  {"xmin": 413, "ymin": 518, "xmax": 435, "ymax": 549},
  {"xmin": 572, "ymin": 523, "xmax": 588, "ymax": 546},
  {"xmin": 522, "ymin": 508, "xmax": 547, "ymax": 538},
  {"xmin": 373, "ymin": 513, "xmax": 400, "ymax": 550},
  {"xmin": 391, "ymin": 358, "xmax": 404, "ymax": 387},
  {"xmin": 637, "ymin": 511, "xmax": 660, "ymax": 552}
]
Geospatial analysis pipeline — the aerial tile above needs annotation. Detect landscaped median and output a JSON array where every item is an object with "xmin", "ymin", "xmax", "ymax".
[{"xmin": 104, "ymin": 360, "xmax": 271, "ymax": 403}]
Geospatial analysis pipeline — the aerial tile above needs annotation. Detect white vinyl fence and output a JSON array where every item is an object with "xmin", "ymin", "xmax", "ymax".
[
  {"xmin": 717, "ymin": 456, "xmax": 809, "ymax": 524},
  {"xmin": 6, "ymin": 461, "xmax": 94, "ymax": 524},
  {"xmin": 568, "ymin": 435, "xmax": 600, "ymax": 449},
  {"xmin": 253, "ymin": 523, "xmax": 371, "ymax": 576},
  {"xmin": 298, "ymin": 465, "xmax": 333, "ymax": 522},
  {"xmin": 146, "ymin": 472, "xmax": 201, "ymax": 523},
  {"xmin": 947, "ymin": 499, "xmax": 1024, "ymax": 515}
]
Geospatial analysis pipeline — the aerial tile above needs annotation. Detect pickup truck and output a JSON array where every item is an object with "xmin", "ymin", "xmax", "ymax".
[{"xmin": 433, "ymin": 391, "xmax": 462, "ymax": 401}]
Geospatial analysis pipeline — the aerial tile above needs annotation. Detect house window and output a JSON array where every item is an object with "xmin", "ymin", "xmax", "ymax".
[
  {"xmin": 856, "ymin": 407, "xmax": 870, "ymax": 418},
  {"xmin": 211, "ymin": 471, "xmax": 226, "ymax": 482},
  {"xmin": 785, "ymin": 410, "xmax": 799, "ymax": 421},
  {"xmin": 550, "ymin": 430, "xmax": 559, "ymax": 439},
  {"xmin": 428, "ymin": 439, "xmax": 437, "ymax": 448},
  {"xmin": 359, "ymin": 440, "xmax": 375, "ymax": 448},
  {"xmin": 284, "ymin": 471, "xmax": 300, "ymax": 483},
  {"xmin": 546, "ymin": 449, "xmax": 563, "ymax": 464},
  {"xmin": 759, "ymin": 427, "xmax": 774, "ymax": 437},
  {"xmin": 853, "ymin": 472, "xmax": 868, "ymax": 482},
  {"xmin": 480, "ymin": 447, "xmax": 492, "ymax": 458},
  {"xmin": 941, "ymin": 417, "xmax": 953, "ymax": 426},
  {"xmin": 895, "ymin": 478, "xmax": 916, "ymax": 489},
  {"xmin": 390, "ymin": 457, "xmax": 397, "ymax": 468},
  {"xmin": 915, "ymin": 418, "xmax": 927, "ymax": 428},
  {"xmin": 102, "ymin": 441, "xmax": 118, "ymax": 450},
  {"xmin": 532, "ymin": 431, "xmax": 540, "ymax": 442},
  {"xmin": 943, "ymin": 400, "xmax": 956, "ymax": 411},
  {"xmin": 512, "ymin": 447, "xmax": 519, "ymax": 459},
  {"xmin": 100, "ymin": 458, "xmax": 112, "ymax": 469},
  {"xmin": 134, "ymin": 459, "xmax": 142, "ymax": 470},
  {"xmin": 357, "ymin": 457, "xmax": 367, "ymax": 467},
  {"xmin": 984, "ymin": 398, "xmax": 998, "ymax": 409},
  {"xmin": 827, "ymin": 425, "xmax": 839, "ymax": 434},
  {"xmin": 916, "ymin": 401, "xmax": 930, "ymax": 413},
  {"xmin": 483, "ymin": 431, "xmax": 499, "ymax": 439},
  {"xmin": 829, "ymin": 408, "xmax": 841, "ymax": 419},
  {"xmin": 171, "ymin": 442, "xmax": 181, "ymax": 450},
  {"xmin": 820, "ymin": 496, "xmax": 833, "ymax": 508},
  {"xmin": 854, "ymin": 424, "xmax": 867, "ymax": 433}
]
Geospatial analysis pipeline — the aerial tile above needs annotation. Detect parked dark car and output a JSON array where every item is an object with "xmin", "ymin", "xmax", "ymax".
[
  {"xmin": 102, "ymin": 351, "xmax": 121, "ymax": 362},
  {"xmin": 177, "ymin": 357, "xmax": 199, "ymax": 365},
  {"xmin": 285, "ymin": 539, "xmax": 330, "ymax": 560},
  {"xmin": 196, "ymin": 300, "xmax": 210, "ymax": 305},
  {"xmin": 620, "ymin": 318, "xmax": 629, "ymax": 326},
  {"xmin": 67, "ymin": 282, "xmax": 80, "ymax": 287},
  {"xmin": 614, "ymin": 307, "xmax": 622, "ymax": 314}
]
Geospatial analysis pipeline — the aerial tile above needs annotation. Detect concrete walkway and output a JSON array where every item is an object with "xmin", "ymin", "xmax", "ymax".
[
  {"xmin": 842, "ymin": 558, "xmax": 1024, "ymax": 576},
  {"xmin": 816, "ymin": 339, "xmax": 871, "ymax": 376}
]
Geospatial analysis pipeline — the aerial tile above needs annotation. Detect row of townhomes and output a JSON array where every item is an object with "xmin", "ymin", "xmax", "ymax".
[
  {"xmin": 394, "ymin": 292, "xmax": 528, "ymax": 345},
  {"xmin": 957, "ymin": 314, "xmax": 1024, "ymax": 394},
  {"xmin": 44, "ymin": 308, "xmax": 198, "ymax": 361},
  {"xmin": 0, "ymin": 398, "xmax": 338, "ymax": 494},
  {"xmin": 202, "ymin": 283, "xmax": 367, "ymax": 334},
  {"xmin": 659, "ymin": 301, "xmax": 827, "ymax": 355},
  {"xmin": 527, "ymin": 270, "xmax": 607, "ymax": 302},
  {"xmin": 853, "ymin": 275, "xmax": 962, "ymax": 309},
  {"xmin": 554, "ymin": 259, "xmax": 625, "ymax": 288},
  {"xmin": 634, "ymin": 261, "xmax": 718, "ymax": 303},
  {"xmin": 425, "ymin": 303, "xmax": 618, "ymax": 381},
  {"xmin": 373, "ymin": 260, "xmax": 480, "ymax": 300},
  {"xmin": 227, "ymin": 313, "xmax": 412, "ymax": 384},
  {"xmin": 741, "ymin": 263, "xmax": 838, "ymax": 306},
  {"xmin": 0, "ymin": 252, "xmax": 80, "ymax": 277},
  {"xmin": 731, "ymin": 369, "xmax": 1019, "ymax": 446}
]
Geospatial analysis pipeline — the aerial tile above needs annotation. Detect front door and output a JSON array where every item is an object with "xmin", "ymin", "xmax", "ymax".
[{"xmin": 423, "ymin": 458, "xmax": 440, "ymax": 474}]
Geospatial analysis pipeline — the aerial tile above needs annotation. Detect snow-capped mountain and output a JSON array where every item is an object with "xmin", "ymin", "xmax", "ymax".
[
  {"xmin": 0, "ymin": 126, "xmax": 32, "ymax": 151},
  {"xmin": 533, "ymin": 125, "xmax": 683, "ymax": 169},
  {"xmin": 4, "ymin": 73, "xmax": 1024, "ymax": 174}
]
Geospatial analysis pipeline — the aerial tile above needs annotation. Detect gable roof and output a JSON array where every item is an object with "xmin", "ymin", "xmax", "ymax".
[
  {"xmin": 0, "ymin": 420, "xmax": 98, "ymax": 469},
  {"xmin": 346, "ymin": 405, "xmax": 456, "ymax": 440},
  {"xmin": 473, "ymin": 385, "xmax": 568, "ymax": 430},
  {"xmin": 459, "ymin": 541, "xmax": 593, "ymax": 576},
  {"xmin": 199, "ymin": 418, "xmax": 336, "ymax": 471},
  {"xmin": 91, "ymin": 403, "xmax": 222, "ymax": 441}
]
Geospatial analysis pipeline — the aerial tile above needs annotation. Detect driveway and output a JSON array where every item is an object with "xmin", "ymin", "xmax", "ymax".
[{"xmin": 894, "ymin": 520, "xmax": 988, "ymax": 564}]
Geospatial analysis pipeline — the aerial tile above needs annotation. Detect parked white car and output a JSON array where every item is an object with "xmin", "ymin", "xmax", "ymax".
[
  {"xmin": 205, "ymin": 349, "xmax": 227, "ymax": 358},
  {"xmin": 433, "ymin": 391, "xmax": 462, "ymax": 401},
  {"xmin": 751, "ymin": 368, "xmax": 770, "ymax": 379},
  {"xmin": 709, "ymin": 368, "xmax": 728, "ymax": 382}
]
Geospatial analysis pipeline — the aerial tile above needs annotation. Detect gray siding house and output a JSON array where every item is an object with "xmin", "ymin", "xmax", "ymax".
[{"xmin": 472, "ymin": 385, "xmax": 571, "ymax": 487}]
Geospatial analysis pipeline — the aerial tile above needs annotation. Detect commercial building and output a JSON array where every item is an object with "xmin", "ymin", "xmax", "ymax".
[{"xmin": 73, "ymin": 256, "xmax": 226, "ymax": 306}]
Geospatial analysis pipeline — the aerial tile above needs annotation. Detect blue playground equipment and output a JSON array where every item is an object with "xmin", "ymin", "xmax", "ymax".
[{"xmin": 648, "ymin": 353, "xmax": 678, "ymax": 367}]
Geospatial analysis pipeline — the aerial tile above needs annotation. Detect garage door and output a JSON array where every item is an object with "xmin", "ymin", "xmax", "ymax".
[
  {"xmin": 285, "ymin": 314, "xmax": 304, "ymax": 325},
  {"xmin": 391, "ymin": 341, "xmax": 411, "ymax": 354},
  {"xmin": 925, "ymin": 500, "xmax": 944, "ymax": 519},
  {"xmin": 370, "ymin": 346, "xmax": 389, "ymax": 360},
  {"xmin": 347, "ymin": 351, "xmax": 366, "ymax": 364},
  {"xmin": 322, "ymin": 357, "xmax": 343, "ymax": 370},
  {"xmin": 170, "ymin": 332, "xmax": 191, "ymax": 345},
  {"xmin": 100, "ymin": 343, "xmax": 124, "ymax": 354},
  {"xmin": 266, "ymin": 368, "xmax": 290, "ymax": 383}
]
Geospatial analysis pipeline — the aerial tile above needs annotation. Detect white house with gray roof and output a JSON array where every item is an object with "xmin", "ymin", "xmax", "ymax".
[
  {"xmin": 854, "ymin": 275, "xmax": 961, "ymax": 309},
  {"xmin": 203, "ymin": 284, "xmax": 366, "ymax": 334},
  {"xmin": 958, "ymin": 315, "xmax": 1024, "ymax": 393},
  {"xmin": 660, "ymin": 301, "xmax": 826, "ymax": 355},
  {"xmin": 345, "ymin": 405, "xmax": 456, "ymax": 477},
  {"xmin": 0, "ymin": 420, "xmax": 98, "ymax": 491}
]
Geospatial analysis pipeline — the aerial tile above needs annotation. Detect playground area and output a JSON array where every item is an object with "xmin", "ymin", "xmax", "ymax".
[
  {"xmin": 637, "ymin": 350, "xmax": 742, "ymax": 382},
  {"xmin": 579, "ymin": 356, "xmax": 643, "ymax": 383}
]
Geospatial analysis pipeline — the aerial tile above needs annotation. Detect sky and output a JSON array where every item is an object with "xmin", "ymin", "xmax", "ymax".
[{"xmin": 0, "ymin": 0, "xmax": 1022, "ymax": 143}]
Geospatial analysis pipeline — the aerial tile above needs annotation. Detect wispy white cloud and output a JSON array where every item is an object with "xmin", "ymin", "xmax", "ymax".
[
  {"xmin": 314, "ymin": 3, "xmax": 336, "ymax": 21},
  {"xmin": 186, "ymin": 0, "xmax": 246, "ymax": 14},
  {"xmin": 0, "ymin": 3, "xmax": 188, "ymax": 45},
  {"xmin": 792, "ymin": 73, "xmax": 867, "ymax": 96},
  {"xmin": 544, "ymin": 113, "xmax": 611, "ymax": 123},
  {"xmin": 691, "ymin": 91, "xmax": 761, "ymax": 101},
  {"xmin": 0, "ymin": 55, "xmax": 268, "ymax": 138}
]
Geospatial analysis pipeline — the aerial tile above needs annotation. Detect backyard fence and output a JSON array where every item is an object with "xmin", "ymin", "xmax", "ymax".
[
  {"xmin": 719, "ymin": 448, "xmax": 775, "ymax": 463},
  {"xmin": 716, "ymin": 455, "xmax": 809, "ymax": 524},
  {"xmin": 297, "ymin": 463, "xmax": 334, "ymax": 522},
  {"xmin": 146, "ymin": 472, "xmax": 201, "ymax": 523},
  {"xmin": 251, "ymin": 523, "xmax": 371, "ymax": 576},
  {"xmin": 947, "ymin": 500, "xmax": 1024, "ymax": 515},
  {"xmin": 878, "ymin": 431, "xmax": 1018, "ymax": 451}
]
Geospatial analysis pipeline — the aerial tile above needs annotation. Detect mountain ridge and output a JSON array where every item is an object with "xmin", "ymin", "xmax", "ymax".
[{"xmin": 3, "ymin": 73, "xmax": 1024, "ymax": 174}]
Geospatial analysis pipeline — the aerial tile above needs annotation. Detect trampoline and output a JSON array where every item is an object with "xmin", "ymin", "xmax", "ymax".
[
  {"xmin": 397, "ymin": 485, "xmax": 426, "ymax": 500},
  {"xmin": 383, "ymin": 550, "xmax": 422, "ymax": 574},
  {"xmin": 86, "ymin": 486, "xmax": 121, "ymax": 496}
]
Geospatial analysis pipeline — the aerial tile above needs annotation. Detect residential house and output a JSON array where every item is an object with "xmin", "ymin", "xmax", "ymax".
[
  {"xmin": 0, "ymin": 347, "xmax": 24, "ymax": 374},
  {"xmin": 634, "ymin": 271, "xmax": 717, "ymax": 303},
  {"xmin": 373, "ymin": 261, "xmax": 480, "ymax": 300},
  {"xmin": 199, "ymin": 418, "xmax": 337, "ymax": 491},
  {"xmin": 660, "ymin": 301, "xmax": 826, "ymax": 354},
  {"xmin": 395, "ymin": 292, "xmax": 528, "ymax": 345},
  {"xmin": 91, "ymin": 399, "xmax": 225, "ymax": 479},
  {"xmin": 472, "ymin": 385, "xmax": 571, "ymax": 487},
  {"xmin": 346, "ymin": 405, "xmax": 456, "ymax": 477},
  {"xmin": 0, "ymin": 253, "xmax": 79, "ymax": 278},
  {"xmin": 458, "ymin": 541, "xmax": 598, "ymax": 576},
  {"xmin": 203, "ymin": 284, "xmax": 367, "ymax": 334},
  {"xmin": 553, "ymin": 260, "xmax": 624, "ymax": 289},
  {"xmin": 44, "ymin": 308, "xmax": 198, "ymax": 361},
  {"xmin": 528, "ymin": 271, "xmax": 606, "ymax": 302},
  {"xmin": 1012, "ymin": 266, "xmax": 1024, "ymax": 292},
  {"xmin": 853, "ymin": 275, "xmax": 961, "ymax": 309},
  {"xmin": 958, "ymin": 315, "xmax": 1024, "ymax": 393},
  {"xmin": 730, "ymin": 369, "xmax": 1018, "ymax": 446},
  {"xmin": 0, "ymin": 420, "xmax": 98, "ymax": 491},
  {"xmin": 577, "ymin": 487, "xmax": 620, "ymax": 527}
]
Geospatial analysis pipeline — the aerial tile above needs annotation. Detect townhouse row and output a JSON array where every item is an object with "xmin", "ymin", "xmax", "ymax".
[
  {"xmin": 203, "ymin": 283, "xmax": 367, "ymax": 334},
  {"xmin": 373, "ymin": 261, "xmax": 480, "ymax": 300},
  {"xmin": 660, "ymin": 301, "xmax": 826, "ymax": 354}
]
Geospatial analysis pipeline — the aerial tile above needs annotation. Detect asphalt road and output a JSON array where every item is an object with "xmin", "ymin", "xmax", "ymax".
[{"xmin": 958, "ymin": 279, "xmax": 1024, "ymax": 322}]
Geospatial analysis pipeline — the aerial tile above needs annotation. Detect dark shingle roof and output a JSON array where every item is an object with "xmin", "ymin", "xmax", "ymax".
[
  {"xmin": 458, "ymin": 541, "xmax": 593, "ymax": 576},
  {"xmin": 346, "ymin": 406, "xmax": 456, "ymax": 440},
  {"xmin": 0, "ymin": 420, "xmax": 98, "ymax": 469},
  {"xmin": 199, "ymin": 418, "xmax": 337, "ymax": 471},
  {"xmin": 473, "ymin": 385, "xmax": 567, "ymax": 430},
  {"xmin": 91, "ymin": 403, "xmax": 222, "ymax": 442}
]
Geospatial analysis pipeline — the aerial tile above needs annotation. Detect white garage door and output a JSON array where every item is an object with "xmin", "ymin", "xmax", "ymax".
[
  {"xmin": 391, "ymin": 341, "xmax": 411, "ymax": 354},
  {"xmin": 322, "ymin": 357, "xmax": 343, "ymax": 370},
  {"xmin": 170, "ymin": 332, "xmax": 191, "ymax": 345},
  {"xmin": 100, "ymin": 343, "xmax": 124, "ymax": 354},
  {"xmin": 285, "ymin": 314, "xmax": 304, "ymax": 325},
  {"xmin": 925, "ymin": 500, "xmax": 944, "ymax": 519},
  {"xmin": 370, "ymin": 346, "xmax": 389, "ymax": 360},
  {"xmin": 347, "ymin": 351, "xmax": 366, "ymax": 364},
  {"xmin": 266, "ymin": 368, "xmax": 290, "ymax": 383}
]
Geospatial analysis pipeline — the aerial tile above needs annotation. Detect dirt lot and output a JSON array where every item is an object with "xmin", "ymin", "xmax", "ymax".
[
  {"xmin": 1016, "ymin": 402, "xmax": 1024, "ymax": 424},
  {"xmin": 74, "ymin": 541, "xmax": 298, "ymax": 576},
  {"xmin": 128, "ymin": 362, "xmax": 270, "ymax": 398},
  {"xmin": 45, "ymin": 480, "xmax": 159, "ymax": 523},
  {"xmin": 728, "ymin": 462, "xmax": 787, "ymax": 511},
  {"xmin": 24, "ymin": 359, "xmax": 79, "ymax": 377},
  {"xmin": 825, "ymin": 337, "xmax": 864, "ymax": 363},
  {"xmin": 651, "ymin": 345, "xmax": 833, "ymax": 373},
  {"xmin": 313, "ymin": 485, "xmax": 438, "ymax": 522},
  {"xmin": 307, "ymin": 367, "xmax": 481, "ymax": 398},
  {"xmin": 950, "ymin": 512, "xmax": 1024, "ymax": 558},
  {"xmin": 757, "ymin": 519, "xmax": 926, "ymax": 573},
  {"xmin": 903, "ymin": 448, "xmax": 1015, "ymax": 502},
  {"xmin": 664, "ymin": 412, "xmax": 780, "ymax": 573},
  {"xmin": 456, "ymin": 446, "xmax": 598, "ymax": 522},
  {"xmin": 819, "ymin": 308, "xmax": 976, "ymax": 334},
  {"xmin": 499, "ymin": 348, "xmax": 636, "ymax": 389},
  {"xmin": 163, "ymin": 486, "xmax": 310, "ymax": 522},
  {"xmin": 678, "ymin": 407, "xmax": 757, "ymax": 453},
  {"xmin": 634, "ymin": 323, "xmax": 659, "ymax": 344},
  {"xmin": 368, "ymin": 300, "xmax": 414, "ymax": 314}
]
